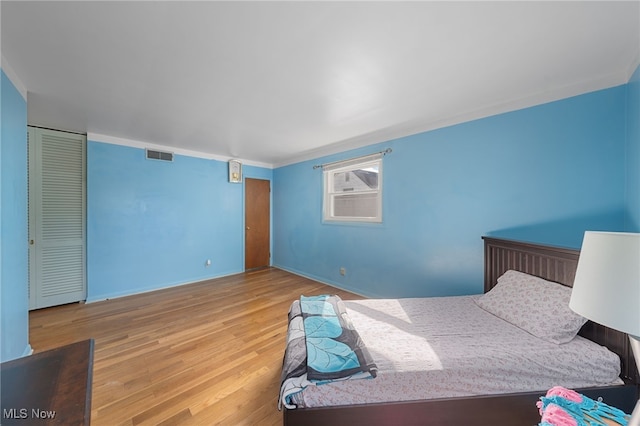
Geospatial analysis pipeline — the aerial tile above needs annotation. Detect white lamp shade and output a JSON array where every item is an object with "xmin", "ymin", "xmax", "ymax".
[{"xmin": 569, "ymin": 231, "xmax": 640, "ymax": 338}]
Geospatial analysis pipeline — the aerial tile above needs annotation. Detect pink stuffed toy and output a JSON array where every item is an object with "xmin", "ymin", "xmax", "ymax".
[
  {"xmin": 540, "ymin": 403, "xmax": 578, "ymax": 426},
  {"xmin": 537, "ymin": 386, "xmax": 629, "ymax": 426}
]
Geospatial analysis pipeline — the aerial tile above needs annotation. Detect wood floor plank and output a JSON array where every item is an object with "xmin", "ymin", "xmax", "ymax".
[{"xmin": 28, "ymin": 267, "xmax": 361, "ymax": 425}]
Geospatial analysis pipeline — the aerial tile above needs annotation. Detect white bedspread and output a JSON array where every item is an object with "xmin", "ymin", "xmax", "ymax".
[{"xmin": 292, "ymin": 295, "xmax": 622, "ymax": 408}]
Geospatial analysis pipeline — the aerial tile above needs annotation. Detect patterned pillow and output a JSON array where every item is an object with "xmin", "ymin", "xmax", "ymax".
[{"xmin": 475, "ymin": 270, "xmax": 587, "ymax": 344}]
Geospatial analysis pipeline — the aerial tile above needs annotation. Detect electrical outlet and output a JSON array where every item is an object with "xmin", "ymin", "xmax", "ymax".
[
  {"xmin": 205, "ymin": 259, "xmax": 211, "ymax": 267},
  {"xmin": 339, "ymin": 267, "xmax": 346, "ymax": 276}
]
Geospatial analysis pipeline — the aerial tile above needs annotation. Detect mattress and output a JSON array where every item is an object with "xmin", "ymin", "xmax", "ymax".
[{"xmin": 291, "ymin": 295, "xmax": 622, "ymax": 408}]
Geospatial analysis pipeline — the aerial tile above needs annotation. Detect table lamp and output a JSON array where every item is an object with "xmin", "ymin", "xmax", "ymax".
[{"xmin": 569, "ymin": 231, "xmax": 640, "ymax": 425}]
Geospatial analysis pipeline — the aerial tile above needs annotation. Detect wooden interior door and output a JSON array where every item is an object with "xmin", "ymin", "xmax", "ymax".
[{"xmin": 245, "ymin": 178, "xmax": 270, "ymax": 270}]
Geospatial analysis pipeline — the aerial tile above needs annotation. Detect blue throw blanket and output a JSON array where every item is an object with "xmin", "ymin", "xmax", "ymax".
[{"xmin": 278, "ymin": 295, "xmax": 378, "ymax": 409}]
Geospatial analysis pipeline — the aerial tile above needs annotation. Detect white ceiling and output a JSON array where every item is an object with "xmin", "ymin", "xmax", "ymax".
[{"xmin": 2, "ymin": 1, "xmax": 639, "ymax": 168}]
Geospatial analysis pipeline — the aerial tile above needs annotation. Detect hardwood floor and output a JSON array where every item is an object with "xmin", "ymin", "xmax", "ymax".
[{"xmin": 29, "ymin": 268, "xmax": 361, "ymax": 426}]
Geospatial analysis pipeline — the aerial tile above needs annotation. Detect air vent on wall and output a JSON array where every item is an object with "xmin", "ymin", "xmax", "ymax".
[{"xmin": 146, "ymin": 149, "xmax": 174, "ymax": 162}]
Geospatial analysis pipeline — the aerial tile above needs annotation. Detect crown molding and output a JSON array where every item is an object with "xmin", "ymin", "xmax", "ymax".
[
  {"xmin": 1, "ymin": 55, "xmax": 27, "ymax": 100},
  {"xmin": 87, "ymin": 132, "xmax": 273, "ymax": 169}
]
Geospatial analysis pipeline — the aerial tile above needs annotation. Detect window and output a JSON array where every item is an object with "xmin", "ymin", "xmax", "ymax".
[{"xmin": 323, "ymin": 156, "xmax": 383, "ymax": 223}]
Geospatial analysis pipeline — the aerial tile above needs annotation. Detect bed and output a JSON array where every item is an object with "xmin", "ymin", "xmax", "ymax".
[{"xmin": 280, "ymin": 237, "xmax": 640, "ymax": 425}]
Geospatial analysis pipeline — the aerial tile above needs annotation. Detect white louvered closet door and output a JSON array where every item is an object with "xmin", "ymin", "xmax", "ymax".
[{"xmin": 28, "ymin": 127, "xmax": 86, "ymax": 309}]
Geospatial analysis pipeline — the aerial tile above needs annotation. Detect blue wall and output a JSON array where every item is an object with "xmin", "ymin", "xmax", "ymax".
[
  {"xmin": 1, "ymin": 58, "xmax": 637, "ymax": 360},
  {"xmin": 273, "ymin": 85, "xmax": 628, "ymax": 298},
  {"xmin": 87, "ymin": 140, "xmax": 272, "ymax": 301},
  {"xmin": 626, "ymin": 64, "xmax": 640, "ymax": 231},
  {"xmin": 0, "ymin": 70, "xmax": 30, "ymax": 361}
]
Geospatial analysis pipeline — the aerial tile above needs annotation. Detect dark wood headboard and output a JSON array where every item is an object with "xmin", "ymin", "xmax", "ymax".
[{"xmin": 483, "ymin": 236, "xmax": 639, "ymax": 385}]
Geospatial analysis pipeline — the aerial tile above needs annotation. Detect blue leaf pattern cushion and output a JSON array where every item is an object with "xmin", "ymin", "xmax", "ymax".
[
  {"xmin": 306, "ymin": 337, "xmax": 361, "ymax": 373},
  {"xmin": 300, "ymin": 299, "xmax": 337, "ymax": 316},
  {"xmin": 300, "ymin": 295, "xmax": 378, "ymax": 381},
  {"xmin": 304, "ymin": 316, "xmax": 342, "ymax": 338}
]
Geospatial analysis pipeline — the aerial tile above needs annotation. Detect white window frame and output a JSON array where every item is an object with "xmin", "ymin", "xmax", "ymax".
[{"xmin": 323, "ymin": 156, "xmax": 383, "ymax": 223}]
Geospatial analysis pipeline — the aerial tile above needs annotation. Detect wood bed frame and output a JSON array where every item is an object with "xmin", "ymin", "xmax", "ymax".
[{"xmin": 283, "ymin": 237, "xmax": 639, "ymax": 426}]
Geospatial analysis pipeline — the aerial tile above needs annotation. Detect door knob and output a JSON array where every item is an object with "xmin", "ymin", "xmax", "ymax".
[{"xmin": 246, "ymin": 226, "xmax": 250, "ymax": 230}]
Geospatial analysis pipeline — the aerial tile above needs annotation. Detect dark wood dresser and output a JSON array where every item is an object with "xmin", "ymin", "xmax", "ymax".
[{"xmin": 1, "ymin": 339, "xmax": 94, "ymax": 425}]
